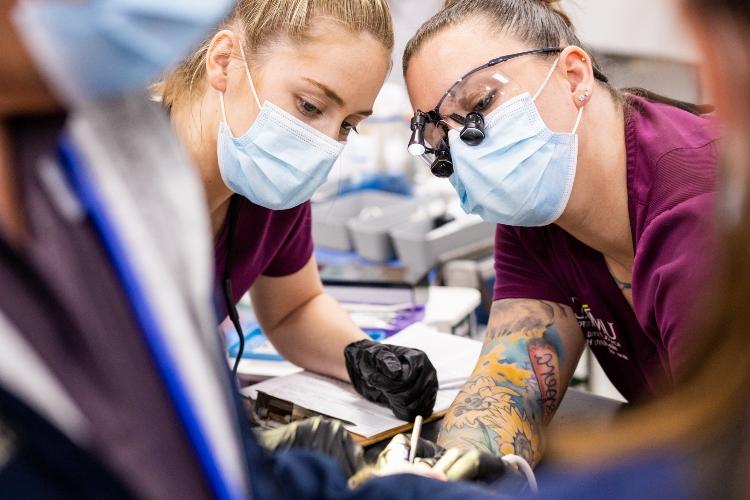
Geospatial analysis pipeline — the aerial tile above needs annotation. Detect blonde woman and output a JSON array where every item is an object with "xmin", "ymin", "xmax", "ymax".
[{"xmin": 157, "ymin": 0, "xmax": 438, "ymax": 421}]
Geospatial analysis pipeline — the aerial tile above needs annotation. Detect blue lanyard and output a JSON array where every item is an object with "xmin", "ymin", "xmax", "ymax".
[{"xmin": 56, "ymin": 136, "xmax": 241, "ymax": 500}]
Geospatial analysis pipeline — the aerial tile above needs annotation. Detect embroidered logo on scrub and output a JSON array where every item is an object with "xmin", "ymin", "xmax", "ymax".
[{"xmin": 571, "ymin": 298, "xmax": 630, "ymax": 361}]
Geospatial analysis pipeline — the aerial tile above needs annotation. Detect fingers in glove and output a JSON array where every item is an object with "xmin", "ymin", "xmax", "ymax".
[
  {"xmin": 388, "ymin": 380, "xmax": 438, "ymax": 421},
  {"xmin": 376, "ymin": 434, "xmax": 411, "ymax": 469},
  {"xmin": 307, "ymin": 418, "xmax": 365, "ymax": 477},
  {"xmin": 433, "ymin": 448, "xmax": 464, "ymax": 475},
  {"xmin": 444, "ymin": 449, "xmax": 481, "ymax": 481},
  {"xmin": 374, "ymin": 348, "xmax": 403, "ymax": 380},
  {"xmin": 411, "ymin": 436, "xmax": 443, "ymax": 459},
  {"xmin": 474, "ymin": 453, "xmax": 510, "ymax": 484}
]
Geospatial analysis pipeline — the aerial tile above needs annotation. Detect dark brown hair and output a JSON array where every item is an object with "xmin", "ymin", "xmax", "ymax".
[{"xmin": 402, "ymin": 0, "xmax": 606, "ymax": 83}]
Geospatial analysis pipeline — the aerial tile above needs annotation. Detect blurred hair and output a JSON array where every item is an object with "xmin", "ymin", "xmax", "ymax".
[
  {"xmin": 548, "ymin": 1, "xmax": 750, "ymax": 497},
  {"xmin": 156, "ymin": 0, "xmax": 393, "ymax": 110}
]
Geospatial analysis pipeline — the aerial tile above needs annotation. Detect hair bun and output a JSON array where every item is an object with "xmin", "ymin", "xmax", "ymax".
[{"xmin": 540, "ymin": 0, "xmax": 574, "ymax": 27}]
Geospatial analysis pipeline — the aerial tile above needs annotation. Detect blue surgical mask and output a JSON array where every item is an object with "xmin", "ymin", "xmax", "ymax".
[
  {"xmin": 448, "ymin": 59, "xmax": 584, "ymax": 227},
  {"xmin": 217, "ymin": 44, "xmax": 344, "ymax": 211},
  {"xmin": 13, "ymin": 0, "xmax": 233, "ymax": 107}
]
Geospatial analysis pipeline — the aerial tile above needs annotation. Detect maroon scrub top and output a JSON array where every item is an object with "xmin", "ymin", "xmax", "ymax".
[
  {"xmin": 492, "ymin": 94, "xmax": 720, "ymax": 401},
  {"xmin": 214, "ymin": 197, "xmax": 314, "ymax": 319}
]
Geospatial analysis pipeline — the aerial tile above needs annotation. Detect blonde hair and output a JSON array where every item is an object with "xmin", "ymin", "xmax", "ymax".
[{"xmin": 158, "ymin": 0, "xmax": 394, "ymax": 109}]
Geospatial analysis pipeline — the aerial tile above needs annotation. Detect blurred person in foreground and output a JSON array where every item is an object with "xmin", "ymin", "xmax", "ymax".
[
  {"xmin": 508, "ymin": 0, "xmax": 750, "ymax": 497},
  {"xmin": 0, "ymin": 1, "xmax": 502, "ymax": 498}
]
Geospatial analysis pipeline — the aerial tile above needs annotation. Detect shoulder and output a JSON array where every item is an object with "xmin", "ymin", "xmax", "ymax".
[
  {"xmin": 626, "ymin": 94, "xmax": 720, "ymax": 163},
  {"xmin": 635, "ymin": 192, "xmax": 715, "ymax": 270},
  {"xmin": 632, "ymin": 192, "xmax": 717, "ymax": 362},
  {"xmin": 214, "ymin": 198, "xmax": 311, "ymax": 269},
  {"xmin": 626, "ymin": 95, "xmax": 720, "ymax": 237}
]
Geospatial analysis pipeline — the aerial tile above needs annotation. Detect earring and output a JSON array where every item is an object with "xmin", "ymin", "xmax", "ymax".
[{"xmin": 578, "ymin": 88, "xmax": 591, "ymax": 102}]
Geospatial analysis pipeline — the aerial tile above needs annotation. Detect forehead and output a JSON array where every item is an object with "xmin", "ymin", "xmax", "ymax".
[
  {"xmin": 262, "ymin": 21, "xmax": 390, "ymax": 108},
  {"xmin": 405, "ymin": 20, "xmax": 531, "ymax": 111}
]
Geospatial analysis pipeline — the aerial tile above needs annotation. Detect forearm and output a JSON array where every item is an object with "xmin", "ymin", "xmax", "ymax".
[
  {"xmin": 437, "ymin": 299, "xmax": 580, "ymax": 465},
  {"xmin": 264, "ymin": 292, "xmax": 367, "ymax": 381},
  {"xmin": 436, "ymin": 348, "xmax": 547, "ymax": 464}
]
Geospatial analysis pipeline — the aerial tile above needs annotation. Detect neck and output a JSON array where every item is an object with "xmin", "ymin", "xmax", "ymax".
[
  {"xmin": 172, "ymin": 91, "xmax": 234, "ymax": 238},
  {"xmin": 0, "ymin": 122, "xmax": 28, "ymax": 246},
  {"xmin": 556, "ymin": 92, "xmax": 633, "ymax": 270}
]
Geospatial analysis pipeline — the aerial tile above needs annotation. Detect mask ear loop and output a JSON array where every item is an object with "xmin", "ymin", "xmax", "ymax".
[
  {"xmin": 532, "ymin": 56, "xmax": 561, "ymax": 102},
  {"xmin": 531, "ymin": 55, "xmax": 586, "ymax": 135},
  {"xmin": 236, "ymin": 38, "xmax": 262, "ymax": 110},
  {"xmin": 571, "ymin": 106, "xmax": 584, "ymax": 134},
  {"xmin": 218, "ymin": 35, "xmax": 263, "ymax": 127}
]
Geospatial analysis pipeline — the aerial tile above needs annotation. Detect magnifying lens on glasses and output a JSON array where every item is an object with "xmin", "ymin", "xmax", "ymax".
[
  {"xmin": 407, "ymin": 47, "xmax": 609, "ymax": 179},
  {"xmin": 407, "ymin": 58, "xmax": 526, "ymax": 177}
]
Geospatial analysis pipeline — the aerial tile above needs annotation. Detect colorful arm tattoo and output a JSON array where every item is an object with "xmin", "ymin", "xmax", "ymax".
[{"xmin": 437, "ymin": 299, "xmax": 570, "ymax": 465}]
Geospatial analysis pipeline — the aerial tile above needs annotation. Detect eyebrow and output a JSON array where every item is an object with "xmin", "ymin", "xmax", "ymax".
[{"xmin": 303, "ymin": 77, "xmax": 373, "ymax": 117}]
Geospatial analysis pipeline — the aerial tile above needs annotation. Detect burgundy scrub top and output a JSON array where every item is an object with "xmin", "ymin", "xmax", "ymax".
[
  {"xmin": 213, "ymin": 197, "xmax": 314, "ymax": 319},
  {"xmin": 492, "ymin": 94, "xmax": 720, "ymax": 401}
]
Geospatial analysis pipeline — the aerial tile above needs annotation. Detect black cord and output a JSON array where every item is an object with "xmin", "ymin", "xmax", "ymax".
[{"xmin": 222, "ymin": 196, "xmax": 245, "ymax": 376}]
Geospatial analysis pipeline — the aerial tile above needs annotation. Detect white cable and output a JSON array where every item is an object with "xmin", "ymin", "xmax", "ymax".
[{"xmin": 502, "ymin": 454, "xmax": 538, "ymax": 493}]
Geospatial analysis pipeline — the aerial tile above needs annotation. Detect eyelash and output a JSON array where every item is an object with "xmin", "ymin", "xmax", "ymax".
[
  {"xmin": 298, "ymin": 98, "xmax": 322, "ymax": 117},
  {"xmin": 474, "ymin": 91, "xmax": 496, "ymax": 112},
  {"xmin": 297, "ymin": 97, "xmax": 359, "ymax": 139}
]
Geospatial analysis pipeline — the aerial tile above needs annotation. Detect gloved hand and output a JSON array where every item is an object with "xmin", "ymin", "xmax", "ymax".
[
  {"xmin": 432, "ymin": 448, "xmax": 512, "ymax": 484},
  {"xmin": 348, "ymin": 434, "xmax": 446, "ymax": 488},
  {"xmin": 344, "ymin": 339, "xmax": 438, "ymax": 421},
  {"xmin": 350, "ymin": 434, "xmax": 515, "ymax": 488},
  {"xmin": 255, "ymin": 417, "xmax": 365, "ymax": 477}
]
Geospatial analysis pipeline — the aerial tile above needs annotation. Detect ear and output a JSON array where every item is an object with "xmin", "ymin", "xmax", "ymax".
[
  {"xmin": 206, "ymin": 30, "xmax": 238, "ymax": 94},
  {"xmin": 559, "ymin": 46, "xmax": 596, "ymax": 109}
]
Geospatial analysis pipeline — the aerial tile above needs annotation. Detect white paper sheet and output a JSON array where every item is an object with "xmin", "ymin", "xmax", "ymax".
[{"xmin": 244, "ymin": 324, "xmax": 482, "ymax": 437}]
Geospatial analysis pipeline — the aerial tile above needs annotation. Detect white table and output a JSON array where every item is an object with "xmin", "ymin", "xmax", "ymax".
[{"xmin": 423, "ymin": 286, "xmax": 481, "ymax": 337}]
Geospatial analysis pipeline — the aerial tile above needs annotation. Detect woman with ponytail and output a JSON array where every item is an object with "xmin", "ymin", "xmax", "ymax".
[{"xmin": 157, "ymin": 0, "xmax": 439, "ymax": 423}]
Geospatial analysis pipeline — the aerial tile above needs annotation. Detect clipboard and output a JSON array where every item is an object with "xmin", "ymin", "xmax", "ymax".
[
  {"xmin": 254, "ymin": 391, "xmax": 447, "ymax": 447},
  {"xmin": 246, "ymin": 324, "xmax": 482, "ymax": 443}
]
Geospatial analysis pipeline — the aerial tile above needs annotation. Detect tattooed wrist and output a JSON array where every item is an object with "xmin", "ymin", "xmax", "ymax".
[
  {"xmin": 437, "ymin": 300, "xmax": 572, "ymax": 465},
  {"xmin": 529, "ymin": 338, "xmax": 561, "ymax": 422}
]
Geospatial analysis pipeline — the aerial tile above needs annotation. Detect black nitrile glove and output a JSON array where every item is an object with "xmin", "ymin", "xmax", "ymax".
[
  {"xmin": 255, "ymin": 417, "xmax": 365, "ymax": 477},
  {"xmin": 344, "ymin": 339, "xmax": 438, "ymax": 421}
]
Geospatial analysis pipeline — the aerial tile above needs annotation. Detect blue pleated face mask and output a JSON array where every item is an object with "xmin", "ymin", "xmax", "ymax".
[
  {"xmin": 13, "ymin": 0, "xmax": 233, "ymax": 106},
  {"xmin": 447, "ymin": 58, "xmax": 584, "ymax": 227},
  {"xmin": 217, "ymin": 44, "xmax": 344, "ymax": 211}
]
